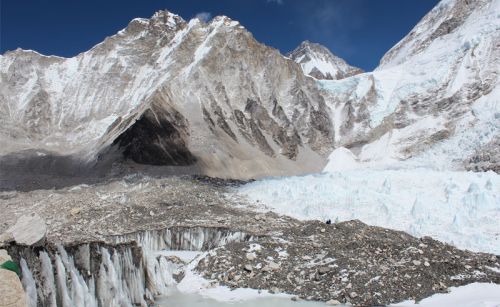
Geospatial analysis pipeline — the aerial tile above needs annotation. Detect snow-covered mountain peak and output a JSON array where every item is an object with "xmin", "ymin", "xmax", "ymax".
[
  {"xmin": 150, "ymin": 10, "xmax": 185, "ymax": 26},
  {"xmin": 288, "ymin": 40, "xmax": 362, "ymax": 80},
  {"xmin": 0, "ymin": 8, "xmax": 333, "ymax": 179},
  {"xmin": 123, "ymin": 10, "xmax": 187, "ymax": 37}
]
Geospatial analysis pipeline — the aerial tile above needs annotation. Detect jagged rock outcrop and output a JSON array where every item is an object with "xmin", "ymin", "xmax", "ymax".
[
  {"xmin": 0, "ymin": 11, "xmax": 333, "ymax": 180},
  {"xmin": 288, "ymin": 41, "xmax": 362, "ymax": 80}
]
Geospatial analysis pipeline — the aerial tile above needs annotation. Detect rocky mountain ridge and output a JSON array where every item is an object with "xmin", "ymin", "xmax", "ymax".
[
  {"xmin": 0, "ymin": 0, "xmax": 498, "ymax": 183},
  {"xmin": 0, "ymin": 11, "xmax": 333, "ymax": 180}
]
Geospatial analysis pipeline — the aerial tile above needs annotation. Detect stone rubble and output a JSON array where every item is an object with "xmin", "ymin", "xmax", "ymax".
[
  {"xmin": 196, "ymin": 220, "xmax": 500, "ymax": 306},
  {"xmin": 0, "ymin": 175, "xmax": 498, "ymax": 306}
]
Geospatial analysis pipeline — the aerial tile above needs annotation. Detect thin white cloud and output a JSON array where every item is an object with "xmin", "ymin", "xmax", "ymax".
[
  {"xmin": 267, "ymin": 0, "xmax": 284, "ymax": 5},
  {"xmin": 195, "ymin": 12, "xmax": 212, "ymax": 23}
]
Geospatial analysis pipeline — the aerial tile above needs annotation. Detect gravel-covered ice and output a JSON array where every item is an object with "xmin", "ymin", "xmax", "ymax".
[{"xmin": 237, "ymin": 167, "xmax": 500, "ymax": 254}]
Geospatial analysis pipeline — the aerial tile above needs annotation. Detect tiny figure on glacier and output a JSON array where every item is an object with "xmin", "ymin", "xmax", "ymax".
[{"xmin": 326, "ymin": 219, "xmax": 332, "ymax": 225}]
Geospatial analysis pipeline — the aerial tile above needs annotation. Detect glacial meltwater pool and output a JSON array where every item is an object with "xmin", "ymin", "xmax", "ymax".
[{"xmin": 156, "ymin": 291, "xmax": 329, "ymax": 306}]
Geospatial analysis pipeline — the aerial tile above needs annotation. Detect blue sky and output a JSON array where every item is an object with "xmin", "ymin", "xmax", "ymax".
[{"xmin": 0, "ymin": 0, "xmax": 439, "ymax": 71}]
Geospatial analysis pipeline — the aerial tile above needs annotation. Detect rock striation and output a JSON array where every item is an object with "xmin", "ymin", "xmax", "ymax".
[{"xmin": 0, "ymin": 11, "xmax": 333, "ymax": 180}]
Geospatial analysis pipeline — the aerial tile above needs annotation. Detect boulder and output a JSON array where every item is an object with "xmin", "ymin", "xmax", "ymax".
[{"xmin": 3, "ymin": 213, "xmax": 46, "ymax": 246}]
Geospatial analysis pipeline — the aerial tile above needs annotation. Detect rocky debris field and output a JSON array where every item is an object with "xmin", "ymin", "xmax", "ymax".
[
  {"xmin": 196, "ymin": 219, "xmax": 500, "ymax": 306},
  {"xmin": 0, "ymin": 174, "xmax": 499, "ymax": 306},
  {"xmin": 0, "ymin": 175, "xmax": 255, "ymax": 244}
]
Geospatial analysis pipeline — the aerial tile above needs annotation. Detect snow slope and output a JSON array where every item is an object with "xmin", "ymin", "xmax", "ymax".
[
  {"xmin": 323, "ymin": 147, "xmax": 360, "ymax": 172},
  {"xmin": 319, "ymin": 0, "xmax": 500, "ymax": 171},
  {"xmin": 1, "ymin": 0, "xmax": 498, "ymax": 177},
  {"xmin": 237, "ymin": 167, "xmax": 500, "ymax": 254},
  {"xmin": 392, "ymin": 283, "xmax": 500, "ymax": 307}
]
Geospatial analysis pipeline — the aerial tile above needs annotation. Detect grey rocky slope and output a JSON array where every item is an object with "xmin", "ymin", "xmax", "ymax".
[
  {"xmin": 288, "ymin": 40, "xmax": 363, "ymax": 80},
  {"xmin": 0, "ymin": 11, "xmax": 333, "ymax": 180}
]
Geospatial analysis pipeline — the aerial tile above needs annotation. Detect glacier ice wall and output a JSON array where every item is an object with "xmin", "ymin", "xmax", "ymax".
[{"xmin": 7, "ymin": 227, "xmax": 253, "ymax": 307}]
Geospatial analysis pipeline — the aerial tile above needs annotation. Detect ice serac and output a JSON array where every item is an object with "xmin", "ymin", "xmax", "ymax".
[
  {"xmin": 288, "ymin": 41, "xmax": 363, "ymax": 80},
  {"xmin": 0, "ymin": 10, "xmax": 333, "ymax": 179},
  {"xmin": 6, "ymin": 227, "xmax": 253, "ymax": 307},
  {"xmin": 320, "ymin": 0, "xmax": 500, "ymax": 171}
]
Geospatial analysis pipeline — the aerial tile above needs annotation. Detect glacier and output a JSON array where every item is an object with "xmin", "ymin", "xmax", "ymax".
[{"xmin": 237, "ymin": 164, "xmax": 500, "ymax": 254}]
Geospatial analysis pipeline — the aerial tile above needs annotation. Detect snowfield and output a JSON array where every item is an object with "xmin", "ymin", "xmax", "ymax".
[
  {"xmin": 237, "ymin": 150, "xmax": 500, "ymax": 255},
  {"xmin": 392, "ymin": 283, "xmax": 500, "ymax": 307}
]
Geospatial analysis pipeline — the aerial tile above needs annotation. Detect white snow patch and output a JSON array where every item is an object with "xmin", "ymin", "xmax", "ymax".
[
  {"xmin": 392, "ymin": 283, "xmax": 500, "ymax": 307},
  {"xmin": 183, "ymin": 18, "xmax": 224, "ymax": 75},
  {"xmin": 323, "ymin": 147, "xmax": 360, "ymax": 172},
  {"xmin": 247, "ymin": 244, "xmax": 262, "ymax": 253}
]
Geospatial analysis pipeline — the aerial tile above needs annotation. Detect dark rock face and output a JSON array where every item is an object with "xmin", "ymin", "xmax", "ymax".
[
  {"xmin": 241, "ymin": 98, "xmax": 302, "ymax": 159},
  {"xmin": 309, "ymin": 67, "xmax": 334, "ymax": 80},
  {"xmin": 114, "ymin": 105, "xmax": 196, "ymax": 166},
  {"xmin": 23, "ymin": 90, "xmax": 51, "ymax": 137},
  {"xmin": 426, "ymin": 0, "xmax": 487, "ymax": 45}
]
